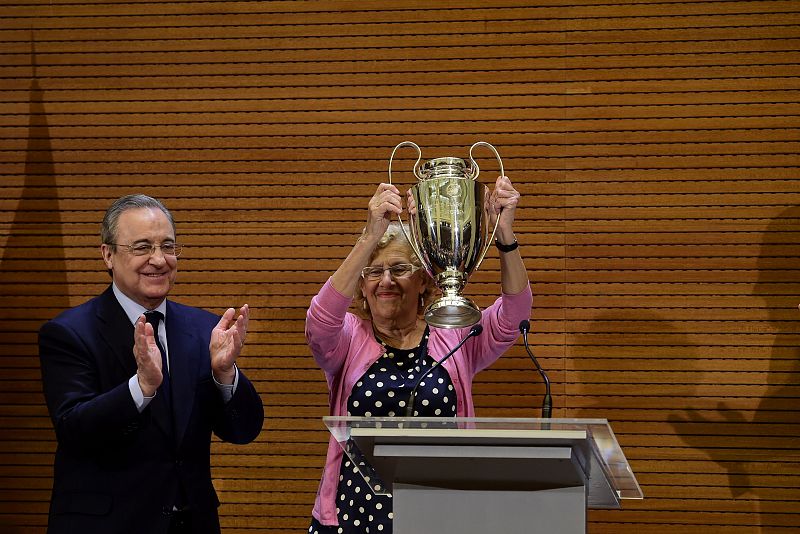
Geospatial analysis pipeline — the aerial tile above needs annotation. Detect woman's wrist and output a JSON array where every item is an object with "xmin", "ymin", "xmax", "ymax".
[
  {"xmin": 356, "ymin": 231, "xmax": 381, "ymax": 250},
  {"xmin": 495, "ymin": 229, "xmax": 517, "ymax": 247},
  {"xmin": 495, "ymin": 239, "xmax": 519, "ymax": 253}
]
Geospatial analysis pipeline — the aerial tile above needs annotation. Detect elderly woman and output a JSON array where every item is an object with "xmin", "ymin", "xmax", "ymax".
[{"xmin": 306, "ymin": 176, "xmax": 532, "ymax": 533}]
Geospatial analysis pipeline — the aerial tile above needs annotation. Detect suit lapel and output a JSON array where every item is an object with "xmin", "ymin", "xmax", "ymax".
[
  {"xmin": 165, "ymin": 301, "xmax": 202, "ymax": 447},
  {"xmin": 95, "ymin": 287, "xmax": 174, "ymax": 441},
  {"xmin": 95, "ymin": 287, "xmax": 137, "ymax": 377}
]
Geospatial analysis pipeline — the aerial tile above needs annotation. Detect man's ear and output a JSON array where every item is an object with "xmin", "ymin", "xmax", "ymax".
[{"xmin": 100, "ymin": 244, "xmax": 113, "ymax": 270}]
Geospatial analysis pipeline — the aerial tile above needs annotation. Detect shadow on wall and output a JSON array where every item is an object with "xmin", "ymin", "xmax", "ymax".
[
  {"xmin": 668, "ymin": 205, "xmax": 800, "ymax": 530},
  {"xmin": 567, "ymin": 307, "xmax": 699, "ymax": 525},
  {"xmin": 0, "ymin": 37, "xmax": 69, "ymax": 532}
]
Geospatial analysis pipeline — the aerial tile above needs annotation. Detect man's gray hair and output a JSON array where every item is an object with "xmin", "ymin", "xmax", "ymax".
[{"xmin": 101, "ymin": 194, "xmax": 175, "ymax": 247}]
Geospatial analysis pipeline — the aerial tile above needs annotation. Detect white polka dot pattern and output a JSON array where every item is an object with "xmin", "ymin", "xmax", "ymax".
[{"xmin": 308, "ymin": 327, "xmax": 457, "ymax": 533}]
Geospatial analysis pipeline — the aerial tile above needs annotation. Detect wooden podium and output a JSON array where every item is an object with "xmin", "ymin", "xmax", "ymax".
[{"xmin": 324, "ymin": 417, "xmax": 642, "ymax": 534}]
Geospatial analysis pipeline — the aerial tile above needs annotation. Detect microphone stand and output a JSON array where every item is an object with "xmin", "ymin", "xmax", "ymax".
[
  {"xmin": 404, "ymin": 325, "xmax": 483, "ymax": 418},
  {"xmin": 520, "ymin": 320, "xmax": 552, "ymax": 419}
]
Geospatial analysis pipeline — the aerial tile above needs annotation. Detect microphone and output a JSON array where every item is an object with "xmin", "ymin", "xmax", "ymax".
[
  {"xmin": 519, "ymin": 320, "xmax": 552, "ymax": 418},
  {"xmin": 404, "ymin": 324, "xmax": 483, "ymax": 418}
]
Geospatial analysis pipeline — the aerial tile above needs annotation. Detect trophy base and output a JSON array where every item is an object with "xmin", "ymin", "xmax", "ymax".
[{"xmin": 424, "ymin": 296, "xmax": 482, "ymax": 329}]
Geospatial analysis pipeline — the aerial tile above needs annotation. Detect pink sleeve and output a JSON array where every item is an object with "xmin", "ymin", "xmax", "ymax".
[
  {"xmin": 471, "ymin": 284, "xmax": 533, "ymax": 373},
  {"xmin": 305, "ymin": 278, "xmax": 355, "ymax": 375}
]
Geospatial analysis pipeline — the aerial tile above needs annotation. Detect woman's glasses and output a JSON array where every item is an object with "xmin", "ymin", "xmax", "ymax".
[{"xmin": 361, "ymin": 263, "xmax": 419, "ymax": 280}]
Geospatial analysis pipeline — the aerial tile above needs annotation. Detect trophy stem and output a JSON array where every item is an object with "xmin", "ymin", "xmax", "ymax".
[
  {"xmin": 425, "ymin": 270, "xmax": 482, "ymax": 329},
  {"xmin": 435, "ymin": 270, "xmax": 467, "ymax": 296}
]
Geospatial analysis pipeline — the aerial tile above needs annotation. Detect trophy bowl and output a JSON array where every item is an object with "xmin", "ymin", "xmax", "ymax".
[{"xmin": 389, "ymin": 142, "xmax": 503, "ymax": 328}]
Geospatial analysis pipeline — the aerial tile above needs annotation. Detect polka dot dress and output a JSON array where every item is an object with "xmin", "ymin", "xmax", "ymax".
[{"xmin": 309, "ymin": 327, "xmax": 457, "ymax": 533}]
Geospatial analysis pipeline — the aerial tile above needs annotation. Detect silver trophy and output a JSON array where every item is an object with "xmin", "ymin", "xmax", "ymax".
[{"xmin": 389, "ymin": 141, "xmax": 503, "ymax": 328}]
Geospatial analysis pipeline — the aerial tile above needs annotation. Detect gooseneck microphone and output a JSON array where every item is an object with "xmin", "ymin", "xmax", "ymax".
[
  {"xmin": 404, "ymin": 324, "xmax": 483, "ymax": 417},
  {"xmin": 519, "ymin": 320, "xmax": 552, "ymax": 418}
]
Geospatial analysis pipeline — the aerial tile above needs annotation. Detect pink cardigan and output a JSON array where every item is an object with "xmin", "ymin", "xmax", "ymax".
[{"xmin": 306, "ymin": 278, "xmax": 533, "ymax": 525}]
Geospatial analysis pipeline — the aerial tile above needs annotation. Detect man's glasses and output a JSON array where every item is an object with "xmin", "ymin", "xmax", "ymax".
[
  {"xmin": 361, "ymin": 263, "xmax": 419, "ymax": 280},
  {"xmin": 110, "ymin": 242, "xmax": 183, "ymax": 257}
]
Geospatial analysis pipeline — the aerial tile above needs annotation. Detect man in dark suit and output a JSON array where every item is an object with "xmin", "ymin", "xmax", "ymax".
[{"xmin": 38, "ymin": 194, "xmax": 264, "ymax": 534}]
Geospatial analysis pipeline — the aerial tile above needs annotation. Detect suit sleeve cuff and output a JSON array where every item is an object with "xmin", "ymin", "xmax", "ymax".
[
  {"xmin": 128, "ymin": 374, "xmax": 155, "ymax": 413},
  {"xmin": 213, "ymin": 363, "xmax": 239, "ymax": 404}
]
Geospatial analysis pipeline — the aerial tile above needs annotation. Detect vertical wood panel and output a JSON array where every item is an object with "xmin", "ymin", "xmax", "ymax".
[{"xmin": 0, "ymin": 1, "xmax": 798, "ymax": 532}]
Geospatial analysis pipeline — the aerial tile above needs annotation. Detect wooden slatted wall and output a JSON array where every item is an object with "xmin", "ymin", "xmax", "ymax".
[{"xmin": 1, "ymin": 0, "xmax": 798, "ymax": 532}]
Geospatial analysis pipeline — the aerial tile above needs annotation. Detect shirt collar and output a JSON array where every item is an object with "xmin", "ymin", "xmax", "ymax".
[{"xmin": 112, "ymin": 283, "xmax": 167, "ymax": 325}]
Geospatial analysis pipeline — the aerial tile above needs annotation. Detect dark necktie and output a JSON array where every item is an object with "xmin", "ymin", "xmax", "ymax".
[
  {"xmin": 144, "ymin": 311, "xmax": 183, "ymax": 506},
  {"xmin": 144, "ymin": 310, "xmax": 171, "ymax": 406}
]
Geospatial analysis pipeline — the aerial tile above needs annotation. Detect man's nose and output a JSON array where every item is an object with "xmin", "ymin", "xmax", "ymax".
[{"xmin": 148, "ymin": 247, "xmax": 168, "ymax": 264}]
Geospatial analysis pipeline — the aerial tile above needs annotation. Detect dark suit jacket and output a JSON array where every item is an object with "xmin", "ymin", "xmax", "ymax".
[{"xmin": 38, "ymin": 286, "xmax": 264, "ymax": 534}]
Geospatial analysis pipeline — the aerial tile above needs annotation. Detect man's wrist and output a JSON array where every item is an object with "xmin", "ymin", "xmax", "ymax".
[
  {"xmin": 213, "ymin": 366, "xmax": 237, "ymax": 386},
  {"xmin": 130, "ymin": 374, "xmax": 155, "ymax": 413},
  {"xmin": 137, "ymin": 374, "xmax": 157, "ymax": 398}
]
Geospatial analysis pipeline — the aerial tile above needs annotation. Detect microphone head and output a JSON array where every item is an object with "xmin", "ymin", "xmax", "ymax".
[
  {"xmin": 470, "ymin": 324, "xmax": 483, "ymax": 336},
  {"xmin": 519, "ymin": 319, "xmax": 530, "ymax": 333}
]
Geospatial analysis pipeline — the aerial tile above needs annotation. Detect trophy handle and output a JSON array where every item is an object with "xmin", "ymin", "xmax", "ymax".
[
  {"xmin": 388, "ymin": 141, "xmax": 422, "ymax": 184},
  {"xmin": 388, "ymin": 141, "xmax": 425, "ymax": 263},
  {"xmin": 468, "ymin": 141, "xmax": 505, "ymax": 268},
  {"xmin": 468, "ymin": 141, "xmax": 504, "ymax": 181}
]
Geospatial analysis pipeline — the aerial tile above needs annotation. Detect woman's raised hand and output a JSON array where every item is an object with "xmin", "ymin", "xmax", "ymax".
[
  {"xmin": 489, "ymin": 175, "xmax": 520, "ymax": 234},
  {"xmin": 365, "ymin": 183, "xmax": 403, "ymax": 239}
]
